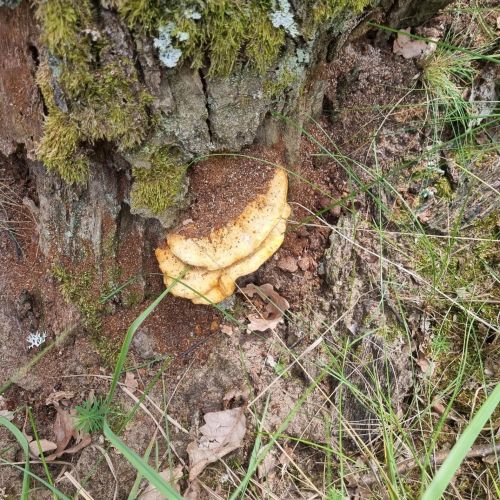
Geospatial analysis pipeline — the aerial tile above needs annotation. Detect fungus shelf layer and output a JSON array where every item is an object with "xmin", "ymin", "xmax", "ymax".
[{"xmin": 156, "ymin": 165, "xmax": 291, "ymax": 304}]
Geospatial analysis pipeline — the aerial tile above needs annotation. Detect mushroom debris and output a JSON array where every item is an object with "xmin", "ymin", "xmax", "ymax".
[{"xmin": 155, "ymin": 167, "xmax": 291, "ymax": 304}]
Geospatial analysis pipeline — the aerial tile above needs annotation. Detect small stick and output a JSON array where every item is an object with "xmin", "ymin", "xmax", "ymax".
[{"xmin": 352, "ymin": 442, "xmax": 500, "ymax": 487}]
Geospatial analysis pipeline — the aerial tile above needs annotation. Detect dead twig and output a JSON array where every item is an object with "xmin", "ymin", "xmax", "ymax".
[{"xmin": 352, "ymin": 442, "xmax": 500, "ymax": 487}]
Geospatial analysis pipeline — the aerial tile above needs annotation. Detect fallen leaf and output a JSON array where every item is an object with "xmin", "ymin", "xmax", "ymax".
[
  {"xmin": 416, "ymin": 356, "xmax": 434, "ymax": 377},
  {"xmin": 247, "ymin": 315, "xmax": 282, "ymax": 332},
  {"xmin": 187, "ymin": 407, "xmax": 246, "ymax": 480},
  {"xmin": 44, "ymin": 407, "xmax": 91, "ymax": 461},
  {"xmin": 45, "ymin": 391, "xmax": 75, "ymax": 407},
  {"xmin": 393, "ymin": 28, "xmax": 437, "ymax": 59},
  {"xmin": 0, "ymin": 410, "xmax": 14, "ymax": 421},
  {"xmin": 221, "ymin": 324, "xmax": 233, "ymax": 336},
  {"xmin": 46, "ymin": 435, "xmax": 92, "ymax": 461},
  {"xmin": 124, "ymin": 371, "xmax": 139, "ymax": 394},
  {"xmin": 53, "ymin": 407, "xmax": 75, "ymax": 451},
  {"xmin": 29, "ymin": 439, "xmax": 58, "ymax": 457},
  {"xmin": 183, "ymin": 479, "xmax": 201, "ymax": 500},
  {"xmin": 241, "ymin": 283, "xmax": 290, "ymax": 332},
  {"xmin": 258, "ymin": 451, "xmax": 277, "ymax": 479},
  {"xmin": 277, "ymin": 255, "xmax": 298, "ymax": 273},
  {"xmin": 138, "ymin": 465, "xmax": 184, "ymax": 499}
]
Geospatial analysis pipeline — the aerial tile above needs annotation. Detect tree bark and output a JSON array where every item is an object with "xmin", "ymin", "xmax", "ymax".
[{"xmin": 0, "ymin": 0, "xmax": 451, "ymax": 298}]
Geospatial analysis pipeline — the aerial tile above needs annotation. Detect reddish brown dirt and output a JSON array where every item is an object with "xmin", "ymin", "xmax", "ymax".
[{"xmin": 176, "ymin": 144, "xmax": 283, "ymax": 239}]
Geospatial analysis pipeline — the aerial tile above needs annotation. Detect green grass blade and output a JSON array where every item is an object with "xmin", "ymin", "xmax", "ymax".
[
  {"xmin": 422, "ymin": 383, "xmax": 500, "ymax": 500},
  {"xmin": 0, "ymin": 416, "xmax": 30, "ymax": 499},
  {"xmin": 105, "ymin": 268, "xmax": 187, "ymax": 408},
  {"xmin": 103, "ymin": 421, "xmax": 183, "ymax": 499},
  {"xmin": 0, "ymin": 459, "xmax": 71, "ymax": 500},
  {"xmin": 28, "ymin": 406, "xmax": 55, "ymax": 497},
  {"xmin": 127, "ymin": 435, "xmax": 156, "ymax": 499},
  {"xmin": 99, "ymin": 274, "xmax": 139, "ymax": 304}
]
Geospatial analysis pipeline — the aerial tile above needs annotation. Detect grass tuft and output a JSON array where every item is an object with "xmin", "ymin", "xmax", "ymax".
[{"xmin": 75, "ymin": 397, "xmax": 108, "ymax": 434}]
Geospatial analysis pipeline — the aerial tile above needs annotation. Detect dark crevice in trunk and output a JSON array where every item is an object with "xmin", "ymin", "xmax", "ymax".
[{"xmin": 198, "ymin": 68, "xmax": 214, "ymax": 144}]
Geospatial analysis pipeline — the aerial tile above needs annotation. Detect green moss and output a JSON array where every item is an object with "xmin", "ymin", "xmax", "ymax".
[
  {"xmin": 35, "ymin": 0, "xmax": 94, "ymax": 64},
  {"xmin": 311, "ymin": 0, "xmax": 372, "ymax": 23},
  {"xmin": 114, "ymin": 0, "xmax": 163, "ymax": 32},
  {"xmin": 130, "ymin": 146, "xmax": 187, "ymax": 215},
  {"xmin": 76, "ymin": 60, "xmax": 153, "ymax": 150},
  {"xmin": 52, "ymin": 264, "xmax": 103, "ymax": 335},
  {"xmin": 36, "ymin": 110, "xmax": 90, "ymax": 183},
  {"xmin": 245, "ymin": 7, "xmax": 285, "ymax": 74},
  {"xmin": 35, "ymin": 0, "xmax": 373, "ymax": 187},
  {"xmin": 264, "ymin": 68, "xmax": 299, "ymax": 98},
  {"xmin": 121, "ymin": 289, "xmax": 144, "ymax": 308},
  {"xmin": 434, "ymin": 176, "xmax": 453, "ymax": 199},
  {"xmin": 35, "ymin": 1, "xmax": 153, "ymax": 184},
  {"xmin": 52, "ymin": 263, "xmax": 124, "ymax": 367},
  {"xmin": 172, "ymin": 0, "xmax": 284, "ymax": 76}
]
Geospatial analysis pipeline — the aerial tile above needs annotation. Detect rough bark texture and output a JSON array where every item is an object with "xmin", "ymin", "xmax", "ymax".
[
  {"xmin": 0, "ymin": 0, "xmax": 452, "ymax": 282},
  {"xmin": 0, "ymin": 1, "xmax": 42, "ymax": 157}
]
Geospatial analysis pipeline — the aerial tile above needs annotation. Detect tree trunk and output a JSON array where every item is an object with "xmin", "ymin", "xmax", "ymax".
[{"xmin": 0, "ymin": 0, "xmax": 450, "ymax": 305}]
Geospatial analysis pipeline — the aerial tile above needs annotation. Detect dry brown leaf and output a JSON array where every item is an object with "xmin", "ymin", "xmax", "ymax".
[
  {"xmin": 29, "ymin": 439, "xmax": 57, "ymax": 457},
  {"xmin": 124, "ymin": 371, "xmax": 139, "ymax": 394},
  {"xmin": 0, "ymin": 410, "xmax": 14, "ymax": 421},
  {"xmin": 187, "ymin": 407, "xmax": 246, "ymax": 480},
  {"xmin": 221, "ymin": 324, "xmax": 233, "ymax": 336},
  {"xmin": 183, "ymin": 479, "xmax": 201, "ymax": 500},
  {"xmin": 138, "ymin": 465, "xmax": 184, "ymax": 499},
  {"xmin": 46, "ymin": 435, "xmax": 92, "ymax": 461},
  {"xmin": 258, "ymin": 451, "xmax": 277, "ymax": 479},
  {"xmin": 53, "ymin": 408, "xmax": 75, "ymax": 451},
  {"xmin": 393, "ymin": 28, "xmax": 437, "ymax": 59},
  {"xmin": 45, "ymin": 391, "xmax": 75, "ymax": 407},
  {"xmin": 241, "ymin": 283, "xmax": 290, "ymax": 332},
  {"xmin": 44, "ymin": 407, "xmax": 91, "ymax": 461}
]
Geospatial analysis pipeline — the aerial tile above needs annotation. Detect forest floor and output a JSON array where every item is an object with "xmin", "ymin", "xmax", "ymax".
[{"xmin": 1, "ymin": 3, "xmax": 499, "ymax": 499}]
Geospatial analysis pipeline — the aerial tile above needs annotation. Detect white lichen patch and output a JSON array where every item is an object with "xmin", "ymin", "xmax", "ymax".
[
  {"xmin": 154, "ymin": 13, "xmax": 200, "ymax": 68},
  {"xmin": 184, "ymin": 9, "xmax": 201, "ymax": 20},
  {"xmin": 27, "ymin": 330, "xmax": 47, "ymax": 349},
  {"xmin": 154, "ymin": 23, "xmax": 182, "ymax": 68},
  {"xmin": 270, "ymin": 0, "xmax": 300, "ymax": 38}
]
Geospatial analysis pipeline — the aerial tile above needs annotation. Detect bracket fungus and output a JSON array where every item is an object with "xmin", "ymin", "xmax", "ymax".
[{"xmin": 155, "ymin": 166, "xmax": 291, "ymax": 304}]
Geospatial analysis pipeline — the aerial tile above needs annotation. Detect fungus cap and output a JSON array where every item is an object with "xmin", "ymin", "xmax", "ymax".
[
  {"xmin": 156, "ymin": 166, "xmax": 290, "ymax": 304},
  {"xmin": 191, "ymin": 206, "xmax": 290, "ymax": 304},
  {"xmin": 155, "ymin": 246, "xmax": 221, "ymax": 300},
  {"xmin": 166, "ymin": 168, "xmax": 288, "ymax": 270}
]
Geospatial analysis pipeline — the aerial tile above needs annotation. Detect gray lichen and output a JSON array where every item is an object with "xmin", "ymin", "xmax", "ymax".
[
  {"xmin": 270, "ymin": 0, "xmax": 300, "ymax": 38},
  {"xmin": 0, "ymin": 0, "xmax": 21, "ymax": 8}
]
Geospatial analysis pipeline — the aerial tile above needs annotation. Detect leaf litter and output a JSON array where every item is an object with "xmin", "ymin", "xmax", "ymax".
[
  {"xmin": 186, "ymin": 406, "xmax": 247, "ymax": 480},
  {"xmin": 27, "ymin": 390, "xmax": 91, "ymax": 460},
  {"xmin": 241, "ymin": 283, "xmax": 290, "ymax": 332},
  {"xmin": 393, "ymin": 28, "xmax": 437, "ymax": 59}
]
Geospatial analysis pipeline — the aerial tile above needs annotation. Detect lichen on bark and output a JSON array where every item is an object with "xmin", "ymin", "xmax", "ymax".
[{"xmin": 31, "ymin": 0, "xmax": 445, "ymax": 227}]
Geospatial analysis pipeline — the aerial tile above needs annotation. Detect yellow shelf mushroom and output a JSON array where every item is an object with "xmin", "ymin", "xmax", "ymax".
[{"xmin": 155, "ymin": 167, "xmax": 290, "ymax": 304}]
